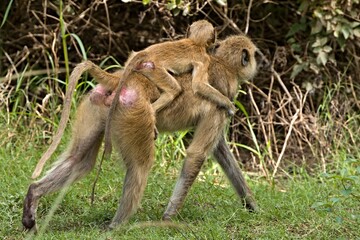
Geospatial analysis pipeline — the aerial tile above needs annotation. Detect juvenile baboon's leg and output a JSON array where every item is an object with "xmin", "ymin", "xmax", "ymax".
[
  {"xmin": 138, "ymin": 66, "xmax": 182, "ymax": 113},
  {"xmin": 109, "ymin": 96, "xmax": 156, "ymax": 228},
  {"xmin": 163, "ymin": 111, "xmax": 227, "ymax": 220},
  {"xmin": 191, "ymin": 59, "xmax": 236, "ymax": 115},
  {"xmin": 22, "ymin": 97, "xmax": 106, "ymax": 230},
  {"xmin": 78, "ymin": 61, "xmax": 122, "ymax": 90},
  {"xmin": 213, "ymin": 136, "xmax": 258, "ymax": 212}
]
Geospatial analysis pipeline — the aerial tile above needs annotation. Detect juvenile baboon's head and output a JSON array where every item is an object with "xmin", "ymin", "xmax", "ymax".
[
  {"xmin": 187, "ymin": 20, "xmax": 216, "ymax": 47},
  {"xmin": 215, "ymin": 35, "xmax": 258, "ymax": 82}
]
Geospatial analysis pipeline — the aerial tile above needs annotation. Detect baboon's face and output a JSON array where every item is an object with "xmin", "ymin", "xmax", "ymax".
[{"xmin": 215, "ymin": 35, "xmax": 258, "ymax": 81}]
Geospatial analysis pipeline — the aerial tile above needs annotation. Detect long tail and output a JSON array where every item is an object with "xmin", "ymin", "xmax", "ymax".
[
  {"xmin": 103, "ymin": 52, "xmax": 148, "ymax": 157},
  {"xmin": 32, "ymin": 61, "xmax": 115, "ymax": 179}
]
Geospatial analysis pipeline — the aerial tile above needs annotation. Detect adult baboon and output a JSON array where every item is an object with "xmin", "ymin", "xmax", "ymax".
[{"xmin": 23, "ymin": 34, "xmax": 258, "ymax": 231}]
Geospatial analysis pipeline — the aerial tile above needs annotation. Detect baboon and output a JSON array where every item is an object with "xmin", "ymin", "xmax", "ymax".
[
  {"xmin": 22, "ymin": 34, "xmax": 258, "ymax": 231},
  {"xmin": 31, "ymin": 20, "xmax": 231, "ymax": 179},
  {"xmin": 103, "ymin": 19, "xmax": 235, "ymax": 114}
]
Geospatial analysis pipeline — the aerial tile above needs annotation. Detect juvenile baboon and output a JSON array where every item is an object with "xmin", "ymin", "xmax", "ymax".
[
  {"xmin": 104, "ymin": 19, "xmax": 236, "ymax": 114},
  {"xmin": 23, "ymin": 34, "xmax": 258, "ymax": 231}
]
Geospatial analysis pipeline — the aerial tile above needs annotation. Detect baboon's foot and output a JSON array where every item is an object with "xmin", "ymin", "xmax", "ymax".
[
  {"xmin": 162, "ymin": 202, "xmax": 178, "ymax": 221},
  {"xmin": 244, "ymin": 196, "xmax": 259, "ymax": 213},
  {"xmin": 108, "ymin": 220, "xmax": 123, "ymax": 230},
  {"xmin": 162, "ymin": 213, "xmax": 174, "ymax": 221},
  {"xmin": 22, "ymin": 185, "xmax": 37, "ymax": 230}
]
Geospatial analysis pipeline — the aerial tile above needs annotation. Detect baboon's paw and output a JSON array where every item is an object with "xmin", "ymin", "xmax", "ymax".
[{"xmin": 22, "ymin": 187, "xmax": 36, "ymax": 230}]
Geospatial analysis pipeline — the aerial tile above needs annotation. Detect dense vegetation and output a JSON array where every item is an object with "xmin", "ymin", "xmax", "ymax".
[{"xmin": 0, "ymin": 0, "xmax": 359, "ymax": 238}]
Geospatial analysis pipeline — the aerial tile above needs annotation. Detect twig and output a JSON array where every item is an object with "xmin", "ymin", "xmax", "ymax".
[
  {"xmin": 90, "ymin": 150, "xmax": 106, "ymax": 204},
  {"xmin": 272, "ymin": 109, "xmax": 300, "ymax": 178},
  {"xmin": 248, "ymin": 86, "xmax": 274, "ymax": 167},
  {"xmin": 244, "ymin": 0, "xmax": 253, "ymax": 35}
]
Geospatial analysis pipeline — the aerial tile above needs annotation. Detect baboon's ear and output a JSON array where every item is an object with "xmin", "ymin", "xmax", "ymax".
[
  {"xmin": 185, "ymin": 25, "xmax": 191, "ymax": 38},
  {"xmin": 208, "ymin": 42, "xmax": 220, "ymax": 54},
  {"xmin": 211, "ymin": 28, "xmax": 217, "ymax": 45}
]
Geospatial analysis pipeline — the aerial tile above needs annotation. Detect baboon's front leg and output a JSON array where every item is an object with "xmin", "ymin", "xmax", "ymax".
[
  {"xmin": 22, "ymin": 97, "xmax": 106, "ymax": 230},
  {"xmin": 163, "ymin": 111, "xmax": 226, "ymax": 220},
  {"xmin": 213, "ymin": 136, "xmax": 258, "ymax": 212}
]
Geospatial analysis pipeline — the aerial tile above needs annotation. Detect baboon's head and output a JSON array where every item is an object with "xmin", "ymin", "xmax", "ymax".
[
  {"xmin": 187, "ymin": 20, "xmax": 216, "ymax": 47},
  {"xmin": 215, "ymin": 35, "xmax": 258, "ymax": 82}
]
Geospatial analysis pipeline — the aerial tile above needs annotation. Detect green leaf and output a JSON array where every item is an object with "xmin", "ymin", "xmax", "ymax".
[
  {"xmin": 70, "ymin": 33, "xmax": 87, "ymax": 60},
  {"xmin": 353, "ymin": 28, "xmax": 360, "ymax": 38},
  {"xmin": 167, "ymin": 1, "xmax": 177, "ymax": 10},
  {"xmin": 309, "ymin": 63, "xmax": 320, "ymax": 74},
  {"xmin": 312, "ymin": 46, "xmax": 322, "ymax": 54},
  {"xmin": 291, "ymin": 63, "xmax": 307, "ymax": 79},
  {"xmin": 313, "ymin": 9, "xmax": 323, "ymax": 19},
  {"xmin": 172, "ymin": 8, "xmax": 181, "ymax": 16},
  {"xmin": 287, "ymin": 22, "xmax": 307, "ymax": 38},
  {"xmin": 291, "ymin": 43, "xmax": 302, "ymax": 53},
  {"xmin": 340, "ymin": 189, "xmax": 352, "ymax": 196},
  {"xmin": 316, "ymin": 51, "xmax": 328, "ymax": 66},
  {"xmin": 341, "ymin": 26, "xmax": 350, "ymax": 39},
  {"xmin": 142, "ymin": 0, "xmax": 151, "ymax": 5},
  {"xmin": 351, "ymin": 22, "xmax": 360, "ymax": 28},
  {"xmin": 312, "ymin": 37, "xmax": 328, "ymax": 48},
  {"xmin": 322, "ymin": 45, "xmax": 332, "ymax": 53},
  {"xmin": 335, "ymin": 216, "xmax": 343, "ymax": 224},
  {"xmin": 214, "ymin": 0, "xmax": 227, "ymax": 7},
  {"xmin": 336, "ymin": 35, "xmax": 346, "ymax": 51},
  {"xmin": 311, "ymin": 201, "xmax": 326, "ymax": 209},
  {"xmin": 0, "ymin": 0, "xmax": 14, "ymax": 29},
  {"xmin": 182, "ymin": 4, "xmax": 190, "ymax": 16},
  {"xmin": 234, "ymin": 100, "xmax": 249, "ymax": 118},
  {"xmin": 330, "ymin": 197, "xmax": 340, "ymax": 203},
  {"xmin": 311, "ymin": 20, "xmax": 323, "ymax": 35}
]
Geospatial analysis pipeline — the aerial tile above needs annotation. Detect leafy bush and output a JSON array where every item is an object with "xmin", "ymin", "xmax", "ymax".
[{"xmin": 287, "ymin": 0, "xmax": 360, "ymax": 79}]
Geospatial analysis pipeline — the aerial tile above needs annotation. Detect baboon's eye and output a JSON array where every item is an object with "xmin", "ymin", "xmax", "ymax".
[{"xmin": 241, "ymin": 49, "xmax": 250, "ymax": 66}]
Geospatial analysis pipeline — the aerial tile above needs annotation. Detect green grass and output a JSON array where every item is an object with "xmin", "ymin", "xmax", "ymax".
[{"xmin": 0, "ymin": 123, "xmax": 359, "ymax": 240}]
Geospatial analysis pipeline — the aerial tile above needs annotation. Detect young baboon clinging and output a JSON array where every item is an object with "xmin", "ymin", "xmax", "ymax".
[
  {"xmin": 22, "ymin": 34, "xmax": 258, "ymax": 231},
  {"xmin": 99, "ymin": 19, "xmax": 236, "ymax": 114}
]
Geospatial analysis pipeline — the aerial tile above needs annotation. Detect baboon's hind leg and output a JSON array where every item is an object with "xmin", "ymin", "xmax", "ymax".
[
  {"xmin": 109, "ymin": 99, "xmax": 156, "ymax": 228},
  {"xmin": 22, "ymin": 97, "xmax": 105, "ymax": 230}
]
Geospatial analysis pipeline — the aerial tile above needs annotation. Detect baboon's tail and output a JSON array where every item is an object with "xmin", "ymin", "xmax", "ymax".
[
  {"xmin": 32, "ymin": 61, "xmax": 89, "ymax": 179},
  {"xmin": 103, "ymin": 51, "xmax": 150, "ymax": 157}
]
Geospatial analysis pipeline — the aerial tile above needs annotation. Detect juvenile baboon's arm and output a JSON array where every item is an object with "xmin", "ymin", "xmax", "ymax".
[{"xmin": 191, "ymin": 60, "xmax": 236, "ymax": 115}]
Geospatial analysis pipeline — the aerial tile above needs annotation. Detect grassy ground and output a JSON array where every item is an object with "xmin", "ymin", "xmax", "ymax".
[{"xmin": 0, "ymin": 124, "xmax": 358, "ymax": 240}]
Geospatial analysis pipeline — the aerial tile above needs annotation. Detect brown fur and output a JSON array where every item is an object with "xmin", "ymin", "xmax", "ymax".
[
  {"xmin": 23, "ymin": 34, "xmax": 258, "ymax": 231},
  {"xmin": 31, "ymin": 20, "xmax": 224, "ymax": 178},
  {"xmin": 109, "ymin": 19, "xmax": 233, "ymax": 114}
]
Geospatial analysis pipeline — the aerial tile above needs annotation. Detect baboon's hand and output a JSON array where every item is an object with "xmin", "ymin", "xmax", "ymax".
[{"xmin": 227, "ymin": 104, "xmax": 237, "ymax": 117}]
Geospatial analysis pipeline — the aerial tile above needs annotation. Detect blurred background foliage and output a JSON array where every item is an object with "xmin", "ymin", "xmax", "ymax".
[{"xmin": 0, "ymin": 0, "xmax": 359, "ymax": 184}]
